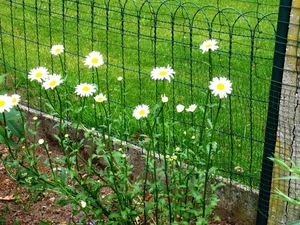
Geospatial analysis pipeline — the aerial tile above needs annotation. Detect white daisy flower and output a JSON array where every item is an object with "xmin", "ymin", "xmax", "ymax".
[
  {"xmin": 28, "ymin": 67, "xmax": 49, "ymax": 83},
  {"xmin": 209, "ymin": 77, "xmax": 232, "ymax": 99},
  {"xmin": 0, "ymin": 95, "xmax": 13, "ymax": 113},
  {"xmin": 50, "ymin": 44, "xmax": 64, "ymax": 56},
  {"xmin": 161, "ymin": 94, "xmax": 168, "ymax": 103},
  {"xmin": 84, "ymin": 51, "xmax": 104, "ymax": 68},
  {"xmin": 38, "ymin": 139, "xmax": 45, "ymax": 145},
  {"xmin": 94, "ymin": 93, "xmax": 107, "ymax": 103},
  {"xmin": 117, "ymin": 77, "xmax": 123, "ymax": 82},
  {"xmin": 150, "ymin": 65, "xmax": 175, "ymax": 82},
  {"xmin": 10, "ymin": 94, "xmax": 21, "ymax": 106},
  {"xmin": 176, "ymin": 104, "xmax": 185, "ymax": 113},
  {"xmin": 75, "ymin": 83, "xmax": 97, "ymax": 97},
  {"xmin": 199, "ymin": 39, "xmax": 219, "ymax": 53},
  {"xmin": 186, "ymin": 104, "xmax": 197, "ymax": 112},
  {"xmin": 42, "ymin": 74, "xmax": 63, "ymax": 90},
  {"xmin": 133, "ymin": 104, "xmax": 150, "ymax": 120}
]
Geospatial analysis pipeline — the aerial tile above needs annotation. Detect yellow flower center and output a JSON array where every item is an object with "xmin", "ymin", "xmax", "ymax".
[
  {"xmin": 206, "ymin": 43, "xmax": 212, "ymax": 48},
  {"xmin": 50, "ymin": 80, "xmax": 57, "ymax": 87},
  {"xmin": 83, "ymin": 86, "xmax": 90, "ymax": 92},
  {"xmin": 12, "ymin": 98, "xmax": 17, "ymax": 103},
  {"xmin": 139, "ymin": 109, "xmax": 146, "ymax": 115},
  {"xmin": 0, "ymin": 100, "xmax": 5, "ymax": 107},
  {"xmin": 36, "ymin": 72, "xmax": 43, "ymax": 78},
  {"xmin": 217, "ymin": 83, "xmax": 225, "ymax": 91},
  {"xmin": 159, "ymin": 70, "xmax": 167, "ymax": 76},
  {"xmin": 55, "ymin": 48, "xmax": 61, "ymax": 53},
  {"xmin": 92, "ymin": 58, "xmax": 99, "ymax": 64},
  {"xmin": 97, "ymin": 97, "xmax": 103, "ymax": 102}
]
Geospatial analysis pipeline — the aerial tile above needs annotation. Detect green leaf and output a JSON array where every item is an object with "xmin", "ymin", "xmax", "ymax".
[
  {"xmin": 7, "ymin": 119, "xmax": 24, "ymax": 139},
  {"xmin": 108, "ymin": 212, "xmax": 121, "ymax": 219},
  {"xmin": 274, "ymin": 175, "xmax": 300, "ymax": 181},
  {"xmin": 0, "ymin": 74, "xmax": 7, "ymax": 84},
  {"xmin": 0, "ymin": 108, "xmax": 22, "ymax": 121},
  {"xmin": 0, "ymin": 126, "xmax": 6, "ymax": 137},
  {"xmin": 8, "ymin": 139, "xmax": 20, "ymax": 150},
  {"xmin": 288, "ymin": 220, "xmax": 300, "ymax": 225},
  {"xmin": 0, "ymin": 132, "xmax": 8, "ymax": 145},
  {"xmin": 39, "ymin": 221, "xmax": 51, "ymax": 225},
  {"xmin": 55, "ymin": 196, "xmax": 74, "ymax": 207},
  {"xmin": 60, "ymin": 167, "xmax": 67, "ymax": 186},
  {"xmin": 13, "ymin": 220, "xmax": 20, "ymax": 225}
]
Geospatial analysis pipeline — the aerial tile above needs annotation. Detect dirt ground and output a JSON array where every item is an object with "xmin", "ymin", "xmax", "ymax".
[{"xmin": 0, "ymin": 143, "xmax": 234, "ymax": 225}]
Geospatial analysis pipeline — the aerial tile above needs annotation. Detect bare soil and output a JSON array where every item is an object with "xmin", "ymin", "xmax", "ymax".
[{"xmin": 0, "ymin": 143, "xmax": 234, "ymax": 225}]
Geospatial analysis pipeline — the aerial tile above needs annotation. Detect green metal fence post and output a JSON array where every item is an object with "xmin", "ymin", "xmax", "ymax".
[{"xmin": 256, "ymin": 0, "xmax": 292, "ymax": 224}]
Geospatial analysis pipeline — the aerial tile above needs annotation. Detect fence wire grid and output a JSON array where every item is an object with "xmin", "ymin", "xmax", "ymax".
[{"xmin": 1, "ymin": 0, "xmax": 297, "ymax": 224}]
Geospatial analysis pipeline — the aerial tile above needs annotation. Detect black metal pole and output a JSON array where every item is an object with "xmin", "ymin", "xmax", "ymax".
[{"xmin": 256, "ymin": 1, "xmax": 293, "ymax": 224}]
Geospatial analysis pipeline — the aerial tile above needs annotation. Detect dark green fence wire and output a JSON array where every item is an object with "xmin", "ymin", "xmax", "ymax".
[{"xmin": 0, "ymin": 0, "xmax": 284, "ymax": 224}]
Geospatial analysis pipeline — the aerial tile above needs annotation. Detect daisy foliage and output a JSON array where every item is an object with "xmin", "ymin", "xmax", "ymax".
[
  {"xmin": 150, "ymin": 65, "xmax": 175, "ymax": 82},
  {"xmin": 42, "ymin": 74, "xmax": 64, "ymax": 90},
  {"xmin": 50, "ymin": 44, "xmax": 64, "ymax": 56},
  {"xmin": 133, "ymin": 104, "xmax": 150, "ymax": 120},
  {"xmin": 28, "ymin": 67, "xmax": 49, "ymax": 83},
  {"xmin": 209, "ymin": 77, "xmax": 232, "ymax": 99},
  {"xmin": 75, "ymin": 83, "xmax": 97, "ymax": 97},
  {"xmin": 199, "ymin": 39, "xmax": 219, "ymax": 53},
  {"xmin": 84, "ymin": 51, "xmax": 104, "ymax": 68}
]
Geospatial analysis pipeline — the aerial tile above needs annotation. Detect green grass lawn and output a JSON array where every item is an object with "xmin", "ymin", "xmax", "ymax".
[{"xmin": 0, "ymin": 0, "xmax": 280, "ymax": 187}]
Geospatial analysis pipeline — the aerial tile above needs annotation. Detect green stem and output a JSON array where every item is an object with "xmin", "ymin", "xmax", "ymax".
[
  {"xmin": 59, "ymin": 55, "xmax": 65, "ymax": 77},
  {"xmin": 142, "ymin": 118, "xmax": 154, "ymax": 223},
  {"xmin": 43, "ymin": 142, "xmax": 57, "ymax": 181},
  {"xmin": 199, "ymin": 90, "xmax": 210, "ymax": 144},
  {"xmin": 55, "ymin": 88, "xmax": 66, "ymax": 155},
  {"xmin": 161, "ymin": 104, "xmax": 172, "ymax": 223},
  {"xmin": 17, "ymin": 105, "xmax": 30, "ymax": 154},
  {"xmin": 72, "ymin": 97, "xmax": 86, "ymax": 172},
  {"xmin": 200, "ymin": 50, "xmax": 213, "ymax": 144},
  {"xmin": 96, "ymin": 67, "xmax": 100, "ymax": 90},
  {"xmin": 202, "ymin": 99, "xmax": 222, "ymax": 218},
  {"xmin": 101, "ymin": 103, "xmax": 133, "ymax": 222},
  {"xmin": 1, "ymin": 112, "xmax": 15, "ymax": 159}
]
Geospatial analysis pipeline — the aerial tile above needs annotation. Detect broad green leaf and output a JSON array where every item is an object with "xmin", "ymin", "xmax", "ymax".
[
  {"xmin": 288, "ymin": 220, "xmax": 300, "ymax": 225},
  {"xmin": 7, "ymin": 120, "xmax": 24, "ymax": 139},
  {"xmin": 0, "ymin": 126, "xmax": 8, "ymax": 145},
  {"xmin": 0, "ymin": 74, "xmax": 7, "ymax": 84},
  {"xmin": 8, "ymin": 139, "xmax": 20, "ymax": 150},
  {"xmin": 39, "ymin": 221, "xmax": 51, "ymax": 225},
  {"xmin": 60, "ymin": 167, "xmax": 67, "ymax": 186}
]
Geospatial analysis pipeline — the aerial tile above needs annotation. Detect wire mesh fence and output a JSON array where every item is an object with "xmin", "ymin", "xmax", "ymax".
[{"xmin": 0, "ymin": 0, "xmax": 294, "ymax": 224}]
